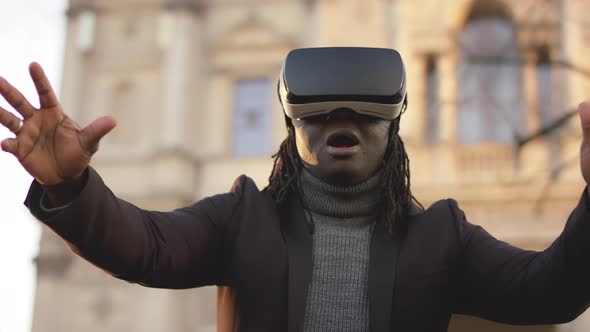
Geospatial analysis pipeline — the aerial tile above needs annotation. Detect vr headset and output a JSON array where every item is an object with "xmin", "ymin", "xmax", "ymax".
[{"xmin": 279, "ymin": 47, "xmax": 407, "ymax": 123}]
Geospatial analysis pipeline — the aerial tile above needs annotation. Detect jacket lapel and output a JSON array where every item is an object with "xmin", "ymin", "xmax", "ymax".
[
  {"xmin": 368, "ymin": 219, "xmax": 402, "ymax": 332},
  {"xmin": 281, "ymin": 196, "xmax": 314, "ymax": 332}
]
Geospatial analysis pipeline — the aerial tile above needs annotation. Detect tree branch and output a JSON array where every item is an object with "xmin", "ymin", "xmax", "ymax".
[{"xmin": 516, "ymin": 109, "xmax": 578, "ymax": 148}]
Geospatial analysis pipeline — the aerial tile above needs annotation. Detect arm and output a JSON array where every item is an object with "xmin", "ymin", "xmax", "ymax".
[
  {"xmin": 1, "ymin": 64, "xmax": 241, "ymax": 289},
  {"xmin": 452, "ymin": 101, "xmax": 590, "ymax": 324},
  {"xmin": 26, "ymin": 166, "xmax": 244, "ymax": 289},
  {"xmin": 451, "ymin": 190, "xmax": 590, "ymax": 324}
]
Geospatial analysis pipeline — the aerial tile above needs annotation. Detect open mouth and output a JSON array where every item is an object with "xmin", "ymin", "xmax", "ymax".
[{"xmin": 327, "ymin": 132, "xmax": 360, "ymax": 148}]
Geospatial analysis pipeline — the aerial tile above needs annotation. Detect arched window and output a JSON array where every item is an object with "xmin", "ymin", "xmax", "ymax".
[{"xmin": 457, "ymin": 2, "xmax": 523, "ymax": 144}]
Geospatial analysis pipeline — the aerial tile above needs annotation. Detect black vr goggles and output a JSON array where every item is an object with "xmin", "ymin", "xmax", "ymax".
[{"xmin": 279, "ymin": 47, "xmax": 407, "ymax": 123}]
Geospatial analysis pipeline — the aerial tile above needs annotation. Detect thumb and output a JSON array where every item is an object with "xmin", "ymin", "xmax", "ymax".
[
  {"xmin": 579, "ymin": 102, "xmax": 590, "ymax": 144},
  {"xmin": 79, "ymin": 116, "xmax": 116, "ymax": 154}
]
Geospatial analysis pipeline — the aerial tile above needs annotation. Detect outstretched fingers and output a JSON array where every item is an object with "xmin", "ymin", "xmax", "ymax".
[
  {"xmin": 579, "ymin": 102, "xmax": 590, "ymax": 143},
  {"xmin": 0, "ymin": 76, "xmax": 36, "ymax": 119},
  {"xmin": 0, "ymin": 106, "xmax": 23, "ymax": 133},
  {"xmin": 79, "ymin": 116, "xmax": 116, "ymax": 154},
  {"xmin": 29, "ymin": 62, "xmax": 59, "ymax": 109},
  {"xmin": 1, "ymin": 138, "xmax": 18, "ymax": 154}
]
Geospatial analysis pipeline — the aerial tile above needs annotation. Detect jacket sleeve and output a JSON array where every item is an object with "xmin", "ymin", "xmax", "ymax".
[
  {"xmin": 25, "ymin": 166, "xmax": 245, "ymax": 289},
  {"xmin": 452, "ymin": 188, "xmax": 590, "ymax": 325}
]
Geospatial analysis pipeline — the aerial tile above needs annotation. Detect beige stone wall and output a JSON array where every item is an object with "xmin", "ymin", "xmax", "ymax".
[{"xmin": 33, "ymin": 0, "xmax": 590, "ymax": 331}]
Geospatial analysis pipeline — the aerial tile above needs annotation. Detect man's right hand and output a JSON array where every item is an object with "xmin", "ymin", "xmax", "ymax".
[{"xmin": 0, "ymin": 62, "xmax": 116, "ymax": 185}]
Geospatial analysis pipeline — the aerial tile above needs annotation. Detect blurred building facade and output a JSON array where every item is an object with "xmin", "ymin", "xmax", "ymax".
[{"xmin": 32, "ymin": 0, "xmax": 590, "ymax": 331}]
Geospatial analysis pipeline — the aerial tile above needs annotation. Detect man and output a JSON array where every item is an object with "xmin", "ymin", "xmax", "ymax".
[{"xmin": 1, "ymin": 47, "xmax": 590, "ymax": 332}]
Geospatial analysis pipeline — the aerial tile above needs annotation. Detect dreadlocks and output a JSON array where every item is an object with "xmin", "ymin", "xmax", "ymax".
[
  {"xmin": 266, "ymin": 98, "xmax": 422, "ymax": 231},
  {"xmin": 266, "ymin": 124, "xmax": 304, "ymax": 204}
]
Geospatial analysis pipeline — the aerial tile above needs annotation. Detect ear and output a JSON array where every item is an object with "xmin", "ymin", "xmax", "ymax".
[{"xmin": 401, "ymin": 94, "xmax": 409, "ymax": 115}]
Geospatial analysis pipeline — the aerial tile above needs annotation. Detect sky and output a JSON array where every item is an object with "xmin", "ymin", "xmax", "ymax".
[{"xmin": 0, "ymin": 0, "xmax": 67, "ymax": 331}]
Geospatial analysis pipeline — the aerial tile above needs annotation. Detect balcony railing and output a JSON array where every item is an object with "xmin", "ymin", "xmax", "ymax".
[{"xmin": 454, "ymin": 144, "xmax": 517, "ymax": 183}]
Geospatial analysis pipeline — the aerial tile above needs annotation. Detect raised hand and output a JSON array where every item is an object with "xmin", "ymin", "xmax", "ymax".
[
  {"xmin": 0, "ymin": 63, "xmax": 116, "ymax": 185},
  {"xmin": 579, "ymin": 102, "xmax": 590, "ymax": 189}
]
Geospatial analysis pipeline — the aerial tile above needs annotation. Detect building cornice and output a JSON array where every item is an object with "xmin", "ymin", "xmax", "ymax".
[
  {"xmin": 65, "ymin": 0, "xmax": 96, "ymax": 17},
  {"xmin": 162, "ymin": 0, "xmax": 206, "ymax": 13},
  {"xmin": 65, "ymin": 0, "xmax": 207, "ymax": 16}
]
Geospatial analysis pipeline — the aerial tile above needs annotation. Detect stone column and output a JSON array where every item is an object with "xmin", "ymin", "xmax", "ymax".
[
  {"xmin": 158, "ymin": 3, "xmax": 204, "ymax": 152},
  {"xmin": 402, "ymin": 54, "xmax": 427, "ymax": 144},
  {"xmin": 559, "ymin": 0, "xmax": 580, "ymax": 109},
  {"xmin": 438, "ymin": 51, "xmax": 458, "ymax": 144},
  {"xmin": 385, "ymin": 0, "xmax": 398, "ymax": 48},
  {"xmin": 523, "ymin": 50, "xmax": 540, "ymax": 134},
  {"xmin": 60, "ymin": 3, "xmax": 94, "ymax": 122}
]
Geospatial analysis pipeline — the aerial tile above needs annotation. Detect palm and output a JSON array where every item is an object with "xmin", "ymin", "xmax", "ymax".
[
  {"xmin": 0, "ymin": 63, "xmax": 115, "ymax": 185},
  {"xmin": 16, "ymin": 105, "xmax": 89, "ymax": 185}
]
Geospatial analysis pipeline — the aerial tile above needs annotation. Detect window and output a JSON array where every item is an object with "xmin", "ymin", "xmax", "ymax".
[
  {"xmin": 457, "ymin": 5, "xmax": 524, "ymax": 144},
  {"xmin": 425, "ymin": 56, "xmax": 440, "ymax": 144},
  {"xmin": 233, "ymin": 79, "xmax": 273, "ymax": 157}
]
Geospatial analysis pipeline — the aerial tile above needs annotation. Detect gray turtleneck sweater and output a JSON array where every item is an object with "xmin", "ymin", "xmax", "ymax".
[{"xmin": 300, "ymin": 169, "xmax": 382, "ymax": 332}]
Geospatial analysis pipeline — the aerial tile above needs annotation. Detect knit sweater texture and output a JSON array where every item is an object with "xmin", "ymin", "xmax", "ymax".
[{"xmin": 300, "ymin": 169, "xmax": 382, "ymax": 332}]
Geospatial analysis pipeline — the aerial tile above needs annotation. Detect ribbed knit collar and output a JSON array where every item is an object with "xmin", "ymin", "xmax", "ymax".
[{"xmin": 299, "ymin": 168, "xmax": 383, "ymax": 219}]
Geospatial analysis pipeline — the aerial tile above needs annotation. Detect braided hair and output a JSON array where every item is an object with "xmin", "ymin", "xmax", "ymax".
[{"xmin": 266, "ymin": 97, "xmax": 422, "ymax": 231}]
